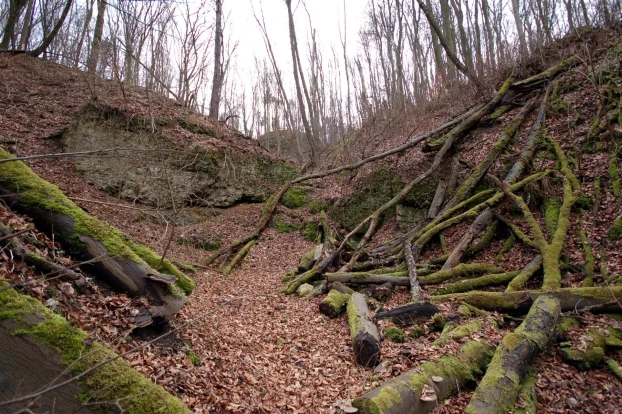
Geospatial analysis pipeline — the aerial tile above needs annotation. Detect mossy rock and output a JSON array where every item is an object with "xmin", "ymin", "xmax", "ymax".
[
  {"xmin": 273, "ymin": 217, "xmax": 301, "ymax": 233},
  {"xmin": 282, "ymin": 187, "xmax": 311, "ymax": 209},
  {"xmin": 0, "ymin": 283, "xmax": 191, "ymax": 413},
  {"xmin": 385, "ymin": 325, "xmax": 404, "ymax": 343},
  {"xmin": 329, "ymin": 168, "xmax": 402, "ymax": 232},
  {"xmin": 303, "ymin": 220, "xmax": 322, "ymax": 242},
  {"xmin": 408, "ymin": 326, "xmax": 426, "ymax": 338}
]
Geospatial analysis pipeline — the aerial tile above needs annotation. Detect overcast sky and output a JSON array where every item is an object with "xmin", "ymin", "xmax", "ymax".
[{"xmin": 227, "ymin": 0, "xmax": 368, "ymax": 87}]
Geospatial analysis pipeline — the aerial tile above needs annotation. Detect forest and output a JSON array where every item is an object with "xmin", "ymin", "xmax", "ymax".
[{"xmin": 0, "ymin": 0, "xmax": 622, "ymax": 413}]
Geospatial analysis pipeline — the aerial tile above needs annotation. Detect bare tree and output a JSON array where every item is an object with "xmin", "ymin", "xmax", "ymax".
[{"xmin": 208, "ymin": 0, "xmax": 223, "ymax": 119}]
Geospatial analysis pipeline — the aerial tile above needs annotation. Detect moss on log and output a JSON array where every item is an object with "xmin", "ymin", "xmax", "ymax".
[
  {"xmin": 347, "ymin": 292, "xmax": 381, "ymax": 367},
  {"xmin": 433, "ymin": 271, "xmax": 520, "ymax": 295},
  {"xmin": 465, "ymin": 295, "xmax": 560, "ymax": 414},
  {"xmin": 511, "ymin": 56, "xmax": 580, "ymax": 90},
  {"xmin": 443, "ymin": 99, "xmax": 536, "ymax": 211},
  {"xmin": 0, "ymin": 283, "xmax": 191, "ymax": 413},
  {"xmin": 424, "ymin": 77, "xmax": 513, "ymax": 152},
  {"xmin": 0, "ymin": 148, "xmax": 188, "ymax": 321},
  {"xmin": 326, "ymin": 272, "xmax": 410, "ymax": 286},
  {"xmin": 513, "ymin": 371, "xmax": 538, "ymax": 414},
  {"xmin": 432, "ymin": 319, "xmax": 483, "ymax": 345},
  {"xmin": 419, "ymin": 263, "xmax": 504, "ymax": 286},
  {"xmin": 431, "ymin": 286, "xmax": 622, "ymax": 314},
  {"xmin": 319, "ymin": 289, "xmax": 350, "ymax": 318},
  {"xmin": 353, "ymin": 340, "xmax": 494, "ymax": 414},
  {"xmin": 506, "ymin": 255, "xmax": 543, "ymax": 292}
]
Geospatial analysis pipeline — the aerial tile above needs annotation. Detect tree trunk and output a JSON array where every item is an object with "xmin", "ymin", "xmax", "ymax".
[
  {"xmin": 326, "ymin": 273, "xmax": 410, "ymax": 286},
  {"xmin": 29, "ymin": 0, "xmax": 74, "ymax": 58},
  {"xmin": 17, "ymin": 0, "xmax": 34, "ymax": 51},
  {"xmin": 208, "ymin": 0, "xmax": 223, "ymax": 119},
  {"xmin": 285, "ymin": 0, "xmax": 318, "ymax": 167},
  {"xmin": 347, "ymin": 293, "xmax": 381, "ymax": 367},
  {"xmin": 0, "ymin": 149, "xmax": 191, "ymax": 323},
  {"xmin": 416, "ymin": 0, "xmax": 484, "ymax": 92},
  {"xmin": 87, "ymin": 0, "xmax": 106, "ymax": 73},
  {"xmin": 0, "ymin": 0, "xmax": 28, "ymax": 49},
  {"xmin": 430, "ymin": 286, "xmax": 622, "ymax": 314},
  {"xmin": 465, "ymin": 295, "xmax": 560, "ymax": 414}
]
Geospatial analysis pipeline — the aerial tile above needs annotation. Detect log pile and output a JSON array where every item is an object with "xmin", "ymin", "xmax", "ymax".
[{"xmin": 207, "ymin": 44, "xmax": 622, "ymax": 411}]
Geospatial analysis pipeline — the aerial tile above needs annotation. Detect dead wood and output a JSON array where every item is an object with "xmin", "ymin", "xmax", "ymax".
[
  {"xmin": 376, "ymin": 302, "xmax": 440, "ymax": 326},
  {"xmin": 353, "ymin": 340, "xmax": 494, "ymax": 414},
  {"xmin": 430, "ymin": 286, "xmax": 622, "ymax": 314},
  {"xmin": 465, "ymin": 295, "xmax": 561, "ymax": 414},
  {"xmin": 347, "ymin": 292, "xmax": 381, "ymax": 367},
  {"xmin": 0, "ymin": 150, "xmax": 189, "ymax": 322}
]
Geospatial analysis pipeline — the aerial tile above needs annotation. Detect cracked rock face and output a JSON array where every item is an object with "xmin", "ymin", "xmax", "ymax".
[{"xmin": 64, "ymin": 107, "xmax": 296, "ymax": 209}]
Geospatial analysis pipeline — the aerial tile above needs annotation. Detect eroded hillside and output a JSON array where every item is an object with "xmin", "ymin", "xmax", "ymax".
[{"xmin": 1, "ymin": 27, "xmax": 622, "ymax": 414}]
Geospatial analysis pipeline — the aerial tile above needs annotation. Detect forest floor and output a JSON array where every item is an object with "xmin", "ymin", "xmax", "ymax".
[{"xmin": 1, "ymin": 29, "xmax": 622, "ymax": 414}]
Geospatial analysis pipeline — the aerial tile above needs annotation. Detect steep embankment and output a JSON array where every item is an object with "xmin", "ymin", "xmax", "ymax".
[{"xmin": 1, "ymin": 27, "xmax": 622, "ymax": 414}]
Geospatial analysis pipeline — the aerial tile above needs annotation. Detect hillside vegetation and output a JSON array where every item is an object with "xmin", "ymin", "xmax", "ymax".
[{"xmin": 1, "ymin": 26, "xmax": 622, "ymax": 414}]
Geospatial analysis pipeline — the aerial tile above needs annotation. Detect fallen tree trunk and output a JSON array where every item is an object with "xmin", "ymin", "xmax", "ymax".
[
  {"xmin": 347, "ymin": 292, "xmax": 381, "ymax": 367},
  {"xmin": 441, "ymin": 90, "xmax": 549, "ymax": 269},
  {"xmin": 441, "ymin": 208, "xmax": 495, "ymax": 270},
  {"xmin": 432, "ymin": 271, "xmax": 520, "ymax": 295},
  {"xmin": 430, "ymin": 286, "xmax": 622, "ymax": 314},
  {"xmin": 511, "ymin": 56, "xmax": 580, "ymax": 90},
  {"xmin": 353, "ymin": 340, "xmax": 495, "ymax": 414},
  {"xmin": 441, "ymin": 98, "xmax": 537, "ymax": 213},
  {"xmin": 326, "ymin": 272, "xmax": 410, "ymax": 286},
  {"xmin": 506, "ymin": 255, "xmax": 543, "ymax": 291},
  {"xmin": 376, "ymin": 302, "xmax": 440, "ymax": 326},
  {"xmin": 465, "ymin": 295, "xmax": 561, "ymax": 414},
  {"xmin": 419, "ymin": 263, "xmax": 504, "ymax": 286},
  {"xmin": 0, "ymin": 148, "xmax": 189, "ymax": 322}
]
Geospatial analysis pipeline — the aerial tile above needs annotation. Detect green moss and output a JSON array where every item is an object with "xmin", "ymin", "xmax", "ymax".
[
  {"xmin": 488, "ymin": 105, "xmax": 512, "ymax": 121},
  {"xmin": 496, "ymin": 235, "xmax": 516, "ymax": 263},
  {"xmin": 0, "ymin": 284, "xmax": 190, "ymax": 413},
  {"xmin": 610, "ymin": 216, "xmax": 622, "ymax": 240},
  {"xmin": 282, "ymin": 187, "xmax": 311, "ymax": 209},
  {"xmin": 408, "ymin": 326, "xmax": 426, "ymax": 338},
  {"xmin": 433, "ymin": 320, "xmax": 482, "ymax": 345},
  {"xmin": 385, "ymin": 326, "xmax": 404, "ymax": 343},
  {"xmin": 430, "ymin": 313, "xmax": 446, "ymax": 331},
  {"xmin": 0, "ymin": 149, "xmax": 193, "ymax": 296},
  {"xmin": 186, "ymin": 350, "xmax": 201, "ymax": 366},
  {"xmin": 606, "ymin": 357, "xmax": 622, "ymax": 381},
  {"xmin": 573, "ymin": 195, "xmax": 594, "ymax": 212},
  {"xmin": 127, "ymin": 241, "xmax": 195, "ymax": 295},
  {"xmin": 329, "ymin": 169, "xmax": 403, "ymax": 232},
  {"xmin": 320, "ymin": 289, "xmax": 350, "ymax": 317},
  {"xmin": 610, "ymin": 157, "xmax": 620, "ymax": 197},
  {"xmin": 273, "ymin": 217, "xmax": 300, "ymax": 233},
  {"xmin": 419, "ymin": 263, "xmax": 504, "ymax": 286},
  {"xmin": 303, "ymin": 220, "xmax": 321, "ymax": 242},
  {"xmin": 544, "ymin": 198, "xmax": 561, "ymax": 232}
]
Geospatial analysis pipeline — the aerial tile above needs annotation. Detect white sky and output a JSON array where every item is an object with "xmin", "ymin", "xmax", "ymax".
[{"xmin": 227, "ymin": 0, "xmax": 368, "ymax": 87}]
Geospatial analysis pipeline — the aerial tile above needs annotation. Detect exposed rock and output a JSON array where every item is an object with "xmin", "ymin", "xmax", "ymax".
[{"xmin": 63, "ymin": 105, "xmax": 297, "ymax": 208}]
